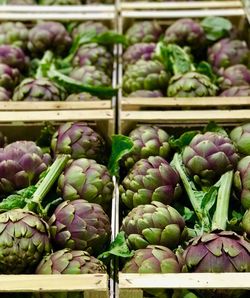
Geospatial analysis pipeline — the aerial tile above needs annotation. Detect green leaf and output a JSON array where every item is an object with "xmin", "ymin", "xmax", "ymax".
[
  {"xmin": 93, "ymin": 31, "xmax": 128, "ymax": 47},
  {"xmin": 36, "ymin": 122, "xmax": 56, "ymax": 153},
  {"xmin": 48, "ymin": 68, "xmax": 117, "ymax": 98},
  {"xmin": 196, "ymin": 61, "xmax": 217, "ymax": 83},
  {"xmin": 201, "ymin": 186, "xmax": 218, "ymax": 214},
  {"xmin": 204, "ymin": 121, "xmax": 228, "ymax": 137},
  {"xmin": 108, "ymin": 135, "xmax": 134, "ymax": 177},
  {"xmin": 35, "ymin": 50, "xmax": 54, "ymax": 79},
  {"xmin": 98, "ymin": 232, "xmax": 134, "ymax": 260},
  {"xmin": 201, "ymin": 16, "xmax": 232, "ymax": 41},
  {"xmin": 169, "ymin": 131, "xmax": 200, "ymax": 152}
]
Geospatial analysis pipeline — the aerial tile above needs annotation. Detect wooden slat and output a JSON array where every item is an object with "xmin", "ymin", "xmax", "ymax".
[
  {"xmin": 0, "ymin": 110, "xmax": 113, "ymax": 122},
  {"xmin": 121, "ymin": 97, "xmax": 250, "ymax": 108},
  {"xmin": 0, "ymin": 101, "xmax": 111, "ymax": 111},
  {"xmin": 121, "ymin": 1, "xmax": 242, "ymax": 10},
  {"xmin": 119, "ymin": 273, "xmax": 250, "ymax": 289},
  {"xmin": 0, "ymin": 274, "xmax": 108, "ymax": 292}
]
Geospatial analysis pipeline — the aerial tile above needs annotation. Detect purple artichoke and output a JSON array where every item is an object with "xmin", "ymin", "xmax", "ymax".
[
  {"xmin": 218, "ymin": 64, "xmax": 250, "ymax": 91},
  {"xmin": 28, "ymin": 22, "xmax": 72, "ymax": 56},
  {"xmin": 51, "ymin": 122, "xmax": 105, "ymax": 162},
  {"xmin": 123, "ymin": 43, "xmax": 156, "ymax": 67},
  {"xmin": 164, "ymin": 18, "xmax": 206, "ymax": 48},
  {"xmin": 125, "ymin": 21, "xmax": 162, "ymax": 45},
  {"xmin": 49, "ymin": 199, "xmax": 111, "ymax": 256},
  {"xmin": 65, "ymin": 92, "xmax": 100, "ymax": 101},
  {"xmin": 0, "ymin": 87, "xmax": 11, "ymax": 101},
  {"xmin": 0, "ymin": 63, "xmax": 20, "ymax": 91},
  {"xmin": 208, "ymin": 38, "xmax": 250, "ymax": 73},
  {"xmin": 182, "ymin": 132, "xmax": 239, "ymax": 186},
  {"xmin": 0, "ymin": 141, "xmax": 51, "ymax": 193},
  {"xmin": 127, "ymin": 90, "xmax": 163, "ymax": 98},
  {"xmin": 72, "ymin": 21, "xmax": 109, "ymax": 39},
  {"xmin": 0, "ymin": 45, "xmax": 29, "ymax": 72},
  {"xmin": 120, "ymin": 156, "xmax": 181, "ymax": 210},
  {"xmin": 220, "ymin": 86, "xmax": 250, "ymax": 97}
]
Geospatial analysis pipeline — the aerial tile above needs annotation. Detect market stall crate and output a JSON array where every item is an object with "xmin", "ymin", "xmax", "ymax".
[
  {"xmin": 118, "ymin": 8, "xmax": 250, "ymax": 112},
  {"xmin": 115, "ymin": 109, "xmax": 250, "ymax": 298}
]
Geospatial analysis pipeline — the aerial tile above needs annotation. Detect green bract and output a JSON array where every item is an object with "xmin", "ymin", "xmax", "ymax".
[
  {"xmin": 242, "ymin": 209, "xmax": 250, "ymax": 239},
  {"xmin": 121, "ymin": 201, "xmax": 186, "ymax": 250},
  {"xmin": 230, "ymin": 123, "xmax": 250, "ymax": 156}
]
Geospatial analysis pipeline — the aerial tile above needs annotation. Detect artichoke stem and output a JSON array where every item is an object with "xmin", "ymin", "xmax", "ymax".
[
  {"xmin": 35, "ymin": 50, "xmax": 54, "ymax": 79},
  {"xmin": 212, "ymin": 170, "xmax": 233, "ymax": 231}
]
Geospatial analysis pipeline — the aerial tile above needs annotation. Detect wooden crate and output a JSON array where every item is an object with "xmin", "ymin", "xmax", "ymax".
[
  {"xmin": 118, "ymin": 9, "xmax": 249, "ymax": 112},
  {"xmin": 117, "ymin": 110, "xmax": 250, "ymax": 298}
]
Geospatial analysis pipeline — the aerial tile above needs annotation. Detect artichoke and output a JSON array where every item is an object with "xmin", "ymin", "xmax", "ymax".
[
  {"xmin": 13, "ymin": 78, "xmax": 66, "ymax": 101},
  {"xmin": 182, "ymin": 131, "xmax": 239, "ymax": 186},
  {"xmin": 230, "ymin": 123, "xmax": 250, "ymax": 156},
  {"xmin": 127, "ymin": 90, "xmax": 163, "ymax": 98},
  {"xmin": 0, "ymin": 140, "xmax": 51, "ymax": 193},
  {"xmin": 4, "ymin": 0, "xmax": 36, "ymax": 4},
  {"xmin": 164, "ymin": 18, "xmax": 206, "ymax": 49},
  {"xmin": 40, "ymin": 0, "xmax": 81, "ymax": 4},
  {"xmin": 220, "ymin": 86, "xmax": 250, "ymax": 97},
  {"xmin": 167, "ymin": 71, "xmax": 218, "ymax": 97},
  {"xmin": 125, "ymin": 21, "xmax": 162, "ymax": 45},
  {"xmin": 0, "ymin": 131, "xmax": 7, "ymax": 147},
  {"xmin": 0, "ymin": 22, "xmax": 29, "ymax": 50},
  {"xmin": 49, "ymin": 199, "xmax": 111, "ymax": 256},
  {"xmin": 0, "ymin": 63, "xmax": 20, "ymax": 91},
  {"xmin": 123, "ymin": 125, "xmax": 171, "ymax": 169},
  {"xmin": 208, "ymin": 38, "xmax": 250, "ymax": 73},
  {"xmin": 0, "ymin": 209, "xmax": 51, "ymax": 274},
  {"xmin": 121, "ymin": 201, "xmax": 186, "ymax": 250},
  {"xmin": 28, "ymin": 22, "xmax": 72, "ymax": 56},
  {"xmin": 123, "ymin": 43, "xmax": 156, "ymax": 67},
  {"xmin": 242, "ymin": 209, "xmax": 250, "ymax": 239},
  {"xmin": 72, "ymin": 43, "xmax": 113, "ymax": 76},
  {"xmin": 70, "ymin": 66, "xmax": 111, "ymax": 88},
  {"xmin": 122, "ymin": 245, "xmax": 182, "ymax": 273},
  {"xmin": 123, "ymin": 60, "xmax": 170, "ymax": 95},
  {"xmin": 234, "ymin": 156, "xmax": 250, "ymax": 209},
  {"xmin": 120, "ymin": 156, "xmax": 181, "ymax": 210},
  {"xmin": 51, "ymin": 122, "xmax": 105, "ymax": 162},
  {"xmin": 218, "ymin": 64, "xmax": 250, "ymax": 91},
  {"xmin": 0, "ymin": 45, "xmax": 29, "ymax": 72},
  {"xmin": 71, "ymin": 21, "xmax": 109, "ymax": 39},
  {"xmin": 0, "ymin": 87, "xmax": 11, "ymax": 101},
  {"xmin": 36, "ymin": 248, "xmax": 106, "ymax": 273},
  {"xmin": 57, "ymin": 158, "xmax": 113, "ymax": 209},
  {"xmin": 65, "ymin": 92, "xmax": 100, "ymax": 101}
]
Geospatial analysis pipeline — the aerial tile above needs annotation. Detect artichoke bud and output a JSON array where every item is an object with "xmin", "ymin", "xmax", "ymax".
[{"xmin": 234, "ymin": 170, "xmax": 242, "ymax": 191}]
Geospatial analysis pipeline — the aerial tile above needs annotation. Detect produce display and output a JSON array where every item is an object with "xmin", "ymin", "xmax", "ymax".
[
  {"xmin": 122, "ymin": 17, "xmax": 250, "ymax": 97},
  {"xmin": 0, "ymin": 121, "xmax": 113, "ymax": 297},
  {"xmin": 0, "ymin": 20, "xmax": 119, "ymax": 101},
  {"xmin": 112, "ymin": 122, "xmax": 250, "ymax": 298}
]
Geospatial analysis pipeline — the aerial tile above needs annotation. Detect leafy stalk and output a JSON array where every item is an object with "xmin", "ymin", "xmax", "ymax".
[{"xmin": 35, "ymin": 50, "xmax": 54, "ymax": 79}]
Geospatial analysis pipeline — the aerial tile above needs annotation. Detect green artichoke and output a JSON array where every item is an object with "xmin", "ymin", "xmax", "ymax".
[
  {"xmin": 0, "ymin": 209, "xmax": 51, "ymax": 274},
  {"xmin": 242, "ymin": 209, "xmax": 250, "ymax": 239},
  {"xmin": 0, "ymin": 141, "xmax": 51, "ymax": 193},
  {"xmin": 0, "ymin": 22, "xmax": 29, "ymax": 50},
  {"xmin": 65, "ymin": 92, "xmax": 100, "ymax": 101},
  {"xmin": 28, "ymin": 22, "xmax": 72, "ymax": 56},
  {"xmin": 123, "ymin": 125, "xmax": 171, "ymax": 169},
  {"xmin": 49, "ymin": 199, "xmax": 111, "ymax": 256},
  {"xmin": 127, "ymin": 90, "xmax": 163, "ymax": 98},
  {"xmin": 120, "ymin": 156, "xmax": 181, "ymax": 210},
  {"xmin": 13, "ymin": 78, "xmax": 66, "ymax": 101},
  {"xmin": 121, "ymin": 201, "xmax": 186, "ymax": 250},
  {"xmin": 217, "ymin": 64, "xmax": 250, "ymax": 91},
  {"xmin": 70, "ymin": 66, "xmax": 111, "ymax": 87},
  {"xmin": 72, "ymin": 43, "xmax": 113, "ymax": 76},
  {"xmin": 40, "ymin": 0, "xmax": 81, "ymax": 4},
  {"xmin": 167, "ymin": 71, "xmax": 218, "ymax": 97},
  {"xmin": 0, "ymin": 63, "xmax": 20, "ymax": 91},
  {"xmin": 122, "ymin": 245, "xmax": 182, "ymax": 273},
  {"xmin": 234, "ymin": 156, "xmax": 250, "ymax": 209},
  {"xmin": 123, "ymin": 60, "xmax": 170, "ymax": 95},
  {"xmin": 51, "ymin": 122, "xmax": 105, "ymax": 162},
  {"xmin": 0, "ymin": 87, "xmax": 11, "ymax": 101},
  {"xmin": 220, "ymin": 86, "xmax": 250, "ymax": 96},
  {"xmin": 208, "ymin": 38, "xmax": 250, "ymax": 73},
  {"xmin": 0, "ymin": 45, "xmax": 29, "ymax": 72},
  {"xmin": 230, "ymin": 123, "xmax": 250, "ymax": 155},
  {"xmin": 57, "ymin": 158, "xmax": 113, "ymax": 210},
  {"xmin": 164, "ymin": 18, "xmax": 206, "ymax": 49},
  {"xmin": 182, "ymin": 131, "xmax": 239, "ymax": 186},
  {"xmin": 71, "ymin": 21, "xmax": 109, "ymax": 39},
  {"xmin": 123, "ymin": 43, "xmax": 156, "ymax": 67},
  {"xmin": 125, "ymin": 21, "xmax": 162, "ymax": 45}
]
